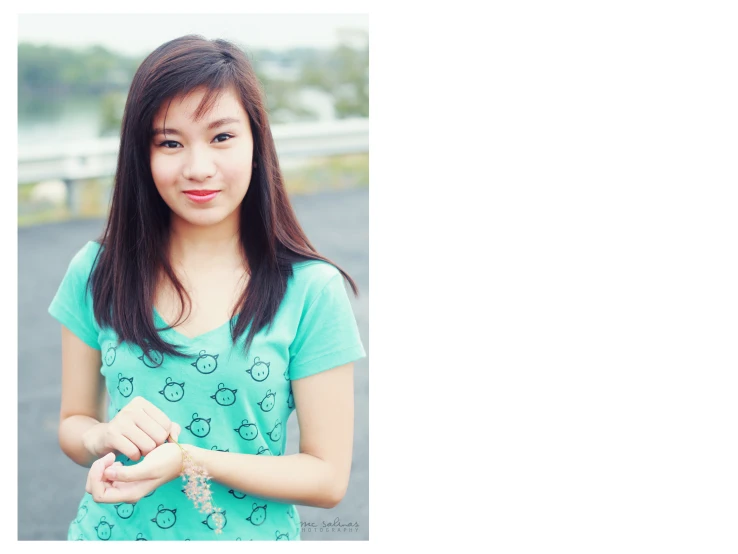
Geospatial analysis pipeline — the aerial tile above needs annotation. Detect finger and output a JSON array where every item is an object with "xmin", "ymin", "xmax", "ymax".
[
  {"xmin": 91, "ymin": 453, "xmax": 144, "ymax": 503},
  {"xmin": 122, "ymin": 420, "xmax": 159, "ymax": 456},
  {"xmin": 104, "ymin": 458, "xmax": 151, "ymax": 483},
  {"xmin": 93, "ymin": 480, "xmax": 143, "ymax": 504},
  {"xmin": 139, "ymin": 402, "xmax": 173, "ymax": 436},
  {"xmin": 109, "ymin": 479, "xmax": 156, "ymax": 502},
  {"xmin": 89, "ymin": 456, "xmax": 112, "ymax": 502},
  {"xmin": 107, "ymin": 433, "xmax": 143, "ymax": 462},
  {"xmin": 100, "ymin": 451, "xmax": 117, "ymax": 469},
  {"xmin": 133, "ymin": 413, "xmax": 171, "ymax": 447},
  {"xmin": 170, "ymin": 422, "xmax": 181, "ymax": 443}
]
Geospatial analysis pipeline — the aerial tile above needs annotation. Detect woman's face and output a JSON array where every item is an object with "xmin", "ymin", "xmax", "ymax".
[{"xmin": 150, "ymin": 86, "xmax": 254, "ymax": 230}]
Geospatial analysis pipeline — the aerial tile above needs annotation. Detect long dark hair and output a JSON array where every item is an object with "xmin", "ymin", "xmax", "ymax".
[{"xmin": 89, "ymin": 34, "xmax": 358, "ymax": 359}]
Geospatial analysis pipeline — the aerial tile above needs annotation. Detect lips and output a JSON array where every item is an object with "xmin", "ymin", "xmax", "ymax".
[{"xmin": 184, "ymin": 190, "xmax": 220, "ymax": 203}]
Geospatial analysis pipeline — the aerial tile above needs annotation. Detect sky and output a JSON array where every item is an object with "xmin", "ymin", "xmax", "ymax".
[{"xmin": 18, "ymin": 13, "xmax": 369, "ymax": 56}]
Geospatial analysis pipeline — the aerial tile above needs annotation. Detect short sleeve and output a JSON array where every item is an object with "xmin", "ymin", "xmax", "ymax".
[
  {"xmin": 48, "ymin": 242, "xmax": 102, "ymax": 350},
  {"xmin": 288, "ymin": 272, "xmax": 366, "ymax": 380}
]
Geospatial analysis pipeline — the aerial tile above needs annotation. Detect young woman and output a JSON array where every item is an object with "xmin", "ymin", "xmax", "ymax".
[{"xmin": 48, "ymin": 35, "xmax": 365, "ymax": 541}]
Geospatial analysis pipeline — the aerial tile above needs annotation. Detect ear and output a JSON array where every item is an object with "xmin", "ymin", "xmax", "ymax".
[
  {"xmin": 172, "ymin": 509, "xmax": 177, "ymax": 514},
  {"xmin": 159, "ymin": 390, "xmax": 164, "ymax": 395},
  {"xmin": 214, "ymin": 354, "xmax": 219, "ymax": 359},
  {"xmin": 210, "ymin": 395, "xmax": 216, "ymax": 399},
  {"xmin": 206, "ymin": 418, "xmax": 211, "ymax": 423},
  {"xmin": 191, "ymin": 361, "xmax": 198, "ymax": 368}
]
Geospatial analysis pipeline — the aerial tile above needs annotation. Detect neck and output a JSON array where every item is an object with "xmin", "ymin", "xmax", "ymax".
[{"xmin": 167, "ymin": 212, "xmax": 246, "ymax": 271}]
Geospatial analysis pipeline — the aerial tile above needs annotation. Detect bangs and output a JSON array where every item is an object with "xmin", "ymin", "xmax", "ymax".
[{"xmin": 156, "ymin": 61, "xmax": 238, "ymax": 131}]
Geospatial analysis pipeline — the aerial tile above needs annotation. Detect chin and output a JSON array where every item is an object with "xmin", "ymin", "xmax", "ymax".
[{"xmin": 172, "ymin": 208, "xmax": 227, "ymax": 227}]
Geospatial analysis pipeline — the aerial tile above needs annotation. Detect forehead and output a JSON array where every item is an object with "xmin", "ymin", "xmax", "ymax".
[{"xmin": 153, "ymin": 86, "xmax": 246, "ymax": 123}]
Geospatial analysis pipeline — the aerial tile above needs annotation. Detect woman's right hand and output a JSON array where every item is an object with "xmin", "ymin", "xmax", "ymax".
[{"xmin": 82, "ymin": 396, "xmax": 181, "ymax": 462}]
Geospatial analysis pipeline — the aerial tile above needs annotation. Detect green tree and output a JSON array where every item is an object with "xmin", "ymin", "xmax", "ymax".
[{"xmin": 298, "ymin": 31, "xmax": 368, "ymax": 119}]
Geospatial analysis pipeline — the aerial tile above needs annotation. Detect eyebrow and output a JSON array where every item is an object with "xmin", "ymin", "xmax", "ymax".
[{"xmin": 151, "ymin": 117, "xmax": 241, "ymax": 136}]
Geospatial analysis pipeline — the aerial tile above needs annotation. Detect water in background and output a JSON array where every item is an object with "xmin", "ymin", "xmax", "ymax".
[
  {"xmin": 18, "ymin": 88, "xmax": 337, "ymax": 148},
  {"xmin": 18, "ymin": 94, "xmax": 106, "ymax": 146}
]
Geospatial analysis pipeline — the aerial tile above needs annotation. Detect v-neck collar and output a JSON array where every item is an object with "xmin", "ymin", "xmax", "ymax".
[{"xmin": 153, "ymin": 308, "xmax": 238, "ymax": 342}]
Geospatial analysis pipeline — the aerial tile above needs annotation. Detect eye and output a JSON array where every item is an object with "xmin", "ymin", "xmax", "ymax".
[
  {"xmin": 158, "ymin": 140, "xmax": 181, "ymax": 148},
  {"xmin": 213, "ymin": 133, "xmax": 233, "ymax": 143}
]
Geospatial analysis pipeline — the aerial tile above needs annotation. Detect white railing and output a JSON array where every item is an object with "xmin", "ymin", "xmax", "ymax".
[
  {"xmin": 19, "ymin": 117, "xmax": 369, "ymax": 182},
  {"xmin": 18, "ymin": 117, "xmax": 369, "ymax": 214}
]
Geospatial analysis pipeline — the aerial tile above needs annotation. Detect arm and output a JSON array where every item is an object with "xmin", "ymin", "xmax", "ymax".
[
  {"xmin": 99, "ymin": 362, "xmax": 355, "ymax": 509},
  {"xmin": 193, "ymin": 361, "xmax": 355, "ymax": 508},
  {"xmin": 58, "ymin": 323, "xmax": 182, "ymax": 473},
  {"xmin": 57, "ymin": 325, "xmax": 108, "ymax": 468}
]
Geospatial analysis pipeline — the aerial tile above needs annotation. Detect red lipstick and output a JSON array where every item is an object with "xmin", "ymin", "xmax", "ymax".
[{"xmin": 184, "ymin": 190, "xmax": 219, "ymax": 203}]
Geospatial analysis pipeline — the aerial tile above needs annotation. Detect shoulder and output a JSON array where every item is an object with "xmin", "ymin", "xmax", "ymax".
[
  {"xmin": 287, "ymin": 259, "xmax": 344, "ymax": 305},
  {"xmin": 291, "ymin": 259, "xmax": 341, "ymax": 283},
  {"xmin": 69, "ymin": 240, "xmax": 102, "ymax": 270}
]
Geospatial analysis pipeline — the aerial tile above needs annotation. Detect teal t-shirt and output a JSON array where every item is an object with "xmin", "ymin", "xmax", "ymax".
[{"xmin": 48, "ymin": 241, "xmax": 366, "ymax": 541}]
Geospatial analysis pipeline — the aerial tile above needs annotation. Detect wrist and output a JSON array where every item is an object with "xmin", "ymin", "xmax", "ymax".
[
  {"xmin": 82, "ymin": 421, "xmax": 107, "ymax": 458},
  {"xmin": 181, "ymin": 443, "xmax": 204, "ymax": 468}
]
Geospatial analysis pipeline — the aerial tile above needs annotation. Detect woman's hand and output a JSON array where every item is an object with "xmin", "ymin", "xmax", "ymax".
[
  {"xmin": 82, "ymin": 396, "xmax": 181, "ymax": 461},
  {"xmin": 87, "ymin": 442, "xmax": 185, "ymax": 504}
]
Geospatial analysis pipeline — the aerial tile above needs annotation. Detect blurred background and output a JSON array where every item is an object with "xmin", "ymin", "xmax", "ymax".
[
  {"xmin": 18, "ymin": 14, "xmax": 369, "ymax": 541},
  {"xmin": 18, "ymin": 13, "xmax": 369, "ymax": 225}
]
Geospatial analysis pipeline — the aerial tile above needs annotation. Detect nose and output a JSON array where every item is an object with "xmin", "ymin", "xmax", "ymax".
[{"xmin": 182, "ymin": 144, "xmax": 216, "ymax": 182}]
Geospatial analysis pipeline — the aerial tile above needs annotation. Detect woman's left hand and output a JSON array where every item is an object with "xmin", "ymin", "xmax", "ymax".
[{"xmin": 86, "ymin": 442, "xmax": 184, "ymax": 504}]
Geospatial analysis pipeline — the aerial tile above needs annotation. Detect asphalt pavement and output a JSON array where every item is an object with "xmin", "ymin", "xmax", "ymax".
[{"xmin": 17, "ymin": 188, "xmax": 369, "ymax": 541}]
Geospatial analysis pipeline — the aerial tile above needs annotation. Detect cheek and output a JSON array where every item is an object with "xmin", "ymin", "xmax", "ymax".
[
  {"xmin": 150, "ymin": 154, "xmax": 178, "ymax": 189},
  {"xmin": 221, "ymin": 149, "xmax": 253, "ymax": 191}
]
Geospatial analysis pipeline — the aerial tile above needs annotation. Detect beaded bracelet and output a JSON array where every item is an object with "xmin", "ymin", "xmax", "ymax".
[{"xmin": 168, "ymin": 435, "xmax": 226, "ymax": 534}]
